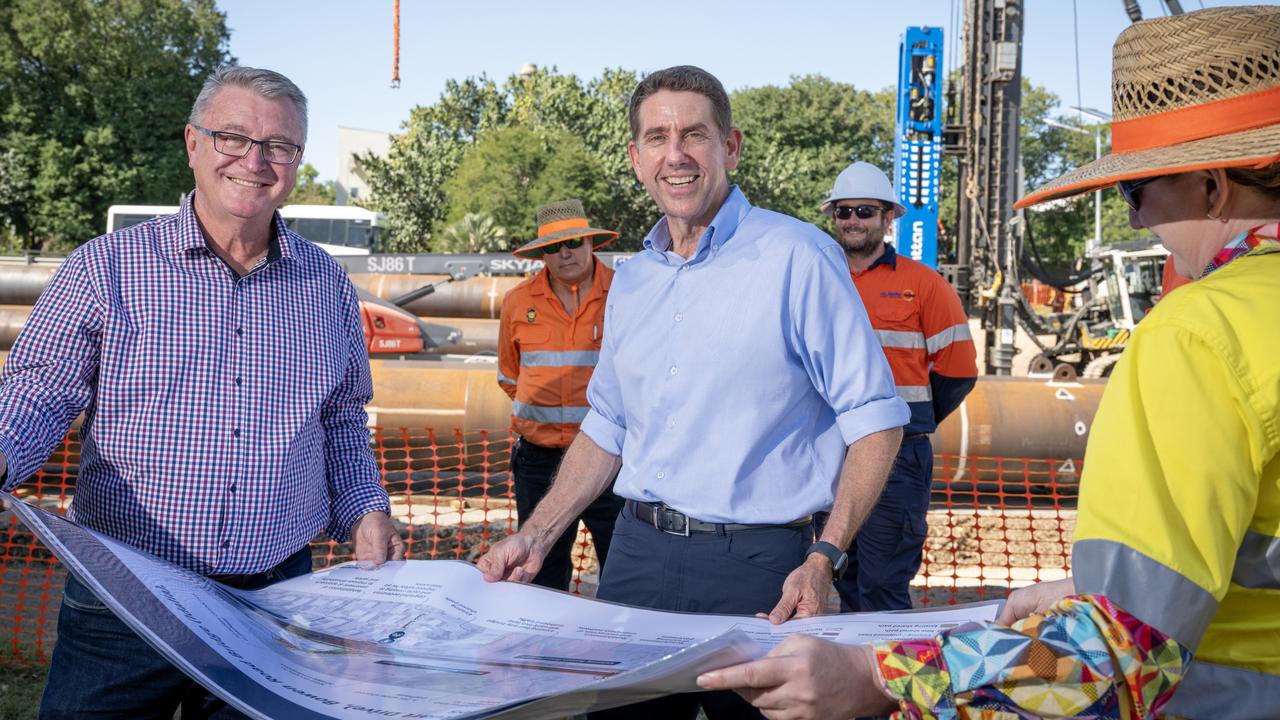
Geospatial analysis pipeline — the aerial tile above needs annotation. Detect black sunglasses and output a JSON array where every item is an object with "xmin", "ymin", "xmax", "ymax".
[
  {"xmin": 833, "ymin": 204, "xmax": 884, "ymax": 221},
  {"xmin": 1117, "ymin": 177, "xmax": 1159, "ymax": 212},
  {"xmin": 540, "ymin": 237, "xmax": 585, "ymax": 255}
]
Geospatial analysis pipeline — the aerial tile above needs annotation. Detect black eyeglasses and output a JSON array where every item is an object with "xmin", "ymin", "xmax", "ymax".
[
  {"xmin": 1117, "ymin": 177, "xmax": 1159, "ymax": 212},
  {"xmin": 833, "ymin": 204, "xmax": 884, "ymax": 221},
  {"xmin": 540, "ymin": 237, "xmax": 585, "ymax": 255},
  {"xmin": 194, "ymin": 126, "xmax": 302, "ymax": 165}
]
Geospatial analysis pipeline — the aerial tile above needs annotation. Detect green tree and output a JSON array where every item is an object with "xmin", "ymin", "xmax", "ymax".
[
  {"xmin": 0, "ymin": 0, "xmax": 232, "ymax": 250},
  {"xmin": 441, "ymin": 124, "xmax": 610, "ymax": 246},
  {"xmin": 436, "ymin": 212, "xmax": 508, "ymax": 254},
  {"xmin": 285, "ymin": 163, "xmax": 336, "ymax": 205},
  {"xmin": 732, "ymin": 76, "xmax": 896, "ymax": 227},
  {"xmin": 358, "ymin": 76, "xmax": 507, "ymax": 252}
]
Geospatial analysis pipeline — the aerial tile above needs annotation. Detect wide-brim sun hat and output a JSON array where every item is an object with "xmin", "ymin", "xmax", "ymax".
[
  {"xmin": 513, "ymin": 199, "xmax": 618, "ymax": 259},
  {"xmin": 1016, "ymin": 5, "xmax": 1280, "ymax": 210}
]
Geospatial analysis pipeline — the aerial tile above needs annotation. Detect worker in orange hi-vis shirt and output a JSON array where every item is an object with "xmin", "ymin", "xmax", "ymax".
[
  {"xmin": 497, "ymin": 199, "xmax": 625, "ymax": 591},
  {"xmin": 818, "ymin": 162, "xmax": 978, "ymax": 612}
]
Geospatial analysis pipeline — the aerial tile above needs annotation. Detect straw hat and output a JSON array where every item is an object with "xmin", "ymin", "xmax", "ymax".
[
  {"xmin": 1016, "ymin": 5, "xmax": 1280, "ymax": 209},
  {"xmin": 512, "ymin": 200, "xmax": 618, "ymax": 259}
]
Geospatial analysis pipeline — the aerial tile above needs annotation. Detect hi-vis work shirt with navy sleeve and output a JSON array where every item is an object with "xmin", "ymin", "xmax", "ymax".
[
  {"xmin": 1074, "ymin": 230, "xmax": 1280, "ymax": 719},
  {"xmin": 498, "ymin": 258, "xmax": 612, "ymax": 448},
  {"xmin": 851, "ymin": 242, "xmax": 976, "ymax": 435}
]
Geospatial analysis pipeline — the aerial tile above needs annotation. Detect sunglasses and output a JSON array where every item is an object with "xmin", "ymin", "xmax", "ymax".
[
  {"xmin": 833, "ymin": 205, "xmax": 884, "ymax": 221},
  {"xmin": 540, "ymin": 237, "xmax": 585, "ymax": 255},
  {"xmin": 1117, "ymin": 177, "xmax": 1160, "ymax": 212}
]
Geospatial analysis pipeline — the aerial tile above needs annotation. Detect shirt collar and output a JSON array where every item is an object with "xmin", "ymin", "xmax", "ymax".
[
  {"xmin": 866, "ymin": 241, "xmax": 897, "ymax": 271},
  {"xmin": 642, "ymin": 185, "xmax": 751, "ymax": 262},
  {"xmin": 176, "ymin": 192, "xmax": 291, "ymax": 263}
]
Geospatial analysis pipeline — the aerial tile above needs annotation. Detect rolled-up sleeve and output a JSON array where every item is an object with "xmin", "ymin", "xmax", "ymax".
[
  {"xmin": 0, "ymin": 250, "xmax": 103, "ymax": 489},
  {"xmin": 322, "ymin": 281, "xmax": 390, "ymax": 541},
  {"xmin": 790, "ymin": 244, "xmax": 909, "ymax": 445}
]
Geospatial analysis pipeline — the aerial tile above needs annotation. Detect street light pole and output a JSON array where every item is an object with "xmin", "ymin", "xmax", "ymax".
[
  {"xmin": 1044, "ymin": 117, "xmax": 1103, "ymax": 255},
  {"xmin": 1071, "ymin": 106, "xmax": 1114, "ymax": 256}
]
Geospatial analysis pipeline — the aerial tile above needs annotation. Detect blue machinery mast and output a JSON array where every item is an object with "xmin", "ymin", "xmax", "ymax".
[{"xmin": 894, "ymin": 27, "xmax": 944, "ymax": 269}]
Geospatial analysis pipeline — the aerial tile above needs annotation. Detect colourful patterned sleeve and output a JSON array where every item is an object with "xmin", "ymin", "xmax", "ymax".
[{"xmin": 872, "ymin": 595, "xmax": 1191, "ymax": 720}]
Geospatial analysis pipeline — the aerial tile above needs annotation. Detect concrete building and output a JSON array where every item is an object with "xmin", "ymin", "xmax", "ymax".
[{"xmin": 336, "ymin": 126, "xmax": 392, "ymax": 206}]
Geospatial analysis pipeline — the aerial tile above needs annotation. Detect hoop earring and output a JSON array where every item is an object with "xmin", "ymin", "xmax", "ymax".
[{"xmin": 1206, "ymin": 209, "xmax": 1227, "ymax": 222}]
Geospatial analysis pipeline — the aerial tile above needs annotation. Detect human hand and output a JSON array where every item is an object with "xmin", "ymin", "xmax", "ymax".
[
  {"xmin": 767, "ymin": 555, "xmax": 830, "ymax": 624},
  {"xmin": 997, "ymin": 576, "xmax": 1075, "ymax": 625},
  {"xmin": 350, "ymin": 511, "xmax": 405, "ymax": 569},
  {"xmin": 697, "ymin": 636, "xmax": 897, "ymax": 719},
  {"xmin": 475, "ymin": 531, "xmax": 546, "ymax": 583}
]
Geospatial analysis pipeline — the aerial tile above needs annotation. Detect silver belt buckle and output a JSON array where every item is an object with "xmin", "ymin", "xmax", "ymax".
[{"xmin": 654, "ymin": 505, "xmax": 691, "ymax": 537}]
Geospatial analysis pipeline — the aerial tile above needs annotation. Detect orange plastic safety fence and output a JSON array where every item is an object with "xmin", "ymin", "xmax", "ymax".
[{"xmin": 0, "ymin": 433, "xmax": 1081, "ymax": 664}]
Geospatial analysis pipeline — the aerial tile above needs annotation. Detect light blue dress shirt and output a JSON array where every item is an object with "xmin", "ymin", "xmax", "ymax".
[{"xmin": 581, "ymin": 187, "xmax": 909, "ymax": 524}]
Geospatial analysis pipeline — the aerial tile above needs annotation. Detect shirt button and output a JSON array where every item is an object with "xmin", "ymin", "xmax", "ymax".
[
  {"xmin": 656, "ymin": 471, "xmax": 666, "ymax": 479},
  {"xmin": 234, "ymin": 377, "xmax": 243, "ymax": 386},
  {"xmin": 669, "ymin": 366, "xmax": 678, "ymax": 376},
  {"xmin": 236, "ymin": 328, "xmax": 244, "ymax": 336},
  {"xmin": 674, "ymin": 313, "xmax": 683, "ymax": 322},
  {"xmin": 667, "ymin": 418, "xmax": 676, "ymax": 428},
  {"xmin": 222, "ymin": 540, "xmax": 231, "ymax": 549},
  {"xmin": 232, "ymin": 429, "xmax": 241, "ymax": 439},
  {"xmin": 229, "ymin": 484, "xmax": 237, "ymax": 493}
]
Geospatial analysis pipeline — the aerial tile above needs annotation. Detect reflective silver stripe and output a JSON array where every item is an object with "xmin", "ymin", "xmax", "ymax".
[
  {"xmin": 1233, "ymin": 529, "xmax": 1280, "ymax": 589},
  {"xmin": 874, "ymin": 329, "xmax": 925, "ymax": 349},
  {"xmin": 896, "ymin": 384, "xmax": 932, "ymax": 402},
  {"xmin": 512, "ymin": 401, "xmax": 589, "ymax": 424},
  {"xmin": 521, "ymin": 350, "xmax": 599, "ymax": 367},
  {"xmin": 1165, "ymin": 660, "xmax": 1280, "ymax": 719},
  {"xmin": 925, "ymin": 323, "xmax": 973, "ymax": 354},
  {"xmin": 497, "ymin": 370, "xmax": 517, "ymax": 385},
  {"xmin": 1073, "ymin": 538, "xmax": 1218, "ymax": 650}
]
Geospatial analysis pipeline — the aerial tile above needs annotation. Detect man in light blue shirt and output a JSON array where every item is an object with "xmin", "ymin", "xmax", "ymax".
[{"xmin": 478, "ymin": 65, "xmax": 908, "ymax": 720}]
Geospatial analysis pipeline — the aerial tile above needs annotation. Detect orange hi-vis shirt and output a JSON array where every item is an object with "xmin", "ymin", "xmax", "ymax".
[
  {"xmin": 497, "ymin": 257, "xmax": 613, "ymax": 448},
  {"xmin": 852, "ymin": 243, "xmax": 977, "ymax": 434}
]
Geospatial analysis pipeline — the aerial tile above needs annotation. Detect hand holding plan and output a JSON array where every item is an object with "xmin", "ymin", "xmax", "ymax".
[{"xmin": 697, "ymin": 635, "xmax": 898, "ymax": 719}]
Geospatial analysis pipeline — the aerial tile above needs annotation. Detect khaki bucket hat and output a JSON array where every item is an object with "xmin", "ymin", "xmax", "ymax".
[
  {"xmin": 513, "ymin": 199, "xmax": 618, "ymax": 259},
  {"xmin": 1016, "ymin": 5, "xmax": 1280, "ymax": 209}
]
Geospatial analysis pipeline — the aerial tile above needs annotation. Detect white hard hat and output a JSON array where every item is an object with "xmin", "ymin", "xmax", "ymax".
[{"xmin": 821, "ymin": 161, "xmax": 907, "ymax": 219}]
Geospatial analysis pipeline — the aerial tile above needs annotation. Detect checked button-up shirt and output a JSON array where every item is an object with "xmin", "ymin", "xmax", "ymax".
[{"xmin": 0, "ymin": 196, "xmax": 388, "ymax": 575}]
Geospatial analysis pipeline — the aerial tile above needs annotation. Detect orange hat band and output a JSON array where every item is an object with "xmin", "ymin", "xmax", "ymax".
[
  {"xmin": 1112, "ymin": 84, "xmax": 1280, "ymax": 153},
  {"xmin": 538, "ymin": 218, "xmax": 589, "ymax": 238}
]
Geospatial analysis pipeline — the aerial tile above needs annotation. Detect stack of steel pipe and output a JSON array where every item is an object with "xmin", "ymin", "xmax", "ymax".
[{"xmin": 0, "ymin": 262, "xmax": 508, "ymax": 354}]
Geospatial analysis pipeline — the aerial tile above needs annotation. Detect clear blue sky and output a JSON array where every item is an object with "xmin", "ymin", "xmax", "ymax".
[{"xmin": 217, "ymin": 0, "xmax": 1249, "ymax": 182}]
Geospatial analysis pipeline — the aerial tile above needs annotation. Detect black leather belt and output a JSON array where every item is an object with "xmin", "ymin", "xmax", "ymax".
[{"xmin": 627, "ymin": 500, "xmax": 812, "ymax": 537}]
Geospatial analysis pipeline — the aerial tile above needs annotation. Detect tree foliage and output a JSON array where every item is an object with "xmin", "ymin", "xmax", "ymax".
[
  {"xmin": 436, "ymin": 212, "xmax": 507, "ymax": 254},
  {"xmin": 286, "ymin": 163, "xmax": 336, "ymax": 205},
  {"xmin": 0, "ymin": 0, "xmax": 232, "ymax": 250}
]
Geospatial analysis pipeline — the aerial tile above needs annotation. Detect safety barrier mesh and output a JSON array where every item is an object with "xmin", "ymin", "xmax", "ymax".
[{"xmin": 0, "ymin": 431, "xmax": 1080, "ymax": 664}]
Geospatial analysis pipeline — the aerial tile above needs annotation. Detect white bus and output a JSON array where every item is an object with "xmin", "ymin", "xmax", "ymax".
[{"xmin": 105, "ymin": 204, "xmax": 383, "ymax": 256}]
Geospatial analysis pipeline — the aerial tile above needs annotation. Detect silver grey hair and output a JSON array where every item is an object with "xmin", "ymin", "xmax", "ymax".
[{"xmin": 188, "ymin": 66, "xmax": 309, "ymax": 140}]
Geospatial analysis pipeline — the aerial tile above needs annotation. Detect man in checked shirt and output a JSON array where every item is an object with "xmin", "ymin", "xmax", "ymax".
[{"xmin": 0, "ymin": 66, "xmax": 402, "ymax": 718}]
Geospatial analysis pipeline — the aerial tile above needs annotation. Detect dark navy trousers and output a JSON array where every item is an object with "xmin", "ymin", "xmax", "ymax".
[
  {"xmin": 511, "ymin": 437, "xmax": 625, "ymax": 590},
  {"xmin": 40, "ymin": 544, "xmax": 313, "ymax": 719},
  {"xmin": 590, "ymin": 503, "xmax": 816, "ymax": 720},
  {"xmin": 824, "ymin": 434, "xmax": 934, "ymax": 612}
]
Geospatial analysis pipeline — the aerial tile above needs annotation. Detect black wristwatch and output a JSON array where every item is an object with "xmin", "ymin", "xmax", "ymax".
[{"xmin": 806, "ymin": 541, "xmax": 849, "ymax": 581}]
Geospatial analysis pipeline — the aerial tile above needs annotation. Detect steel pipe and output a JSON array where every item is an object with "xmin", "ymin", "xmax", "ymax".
[
  {"xmin": 0, "ymin": 306, "xmax": 30, "ymax": 351},
  {"xmin": 349, "ymin": 274, "xmax": 524, "ymax": 318},
  {"xmin": 0, "ymin": 263, "xmax": 60, "ymax": 305}
]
